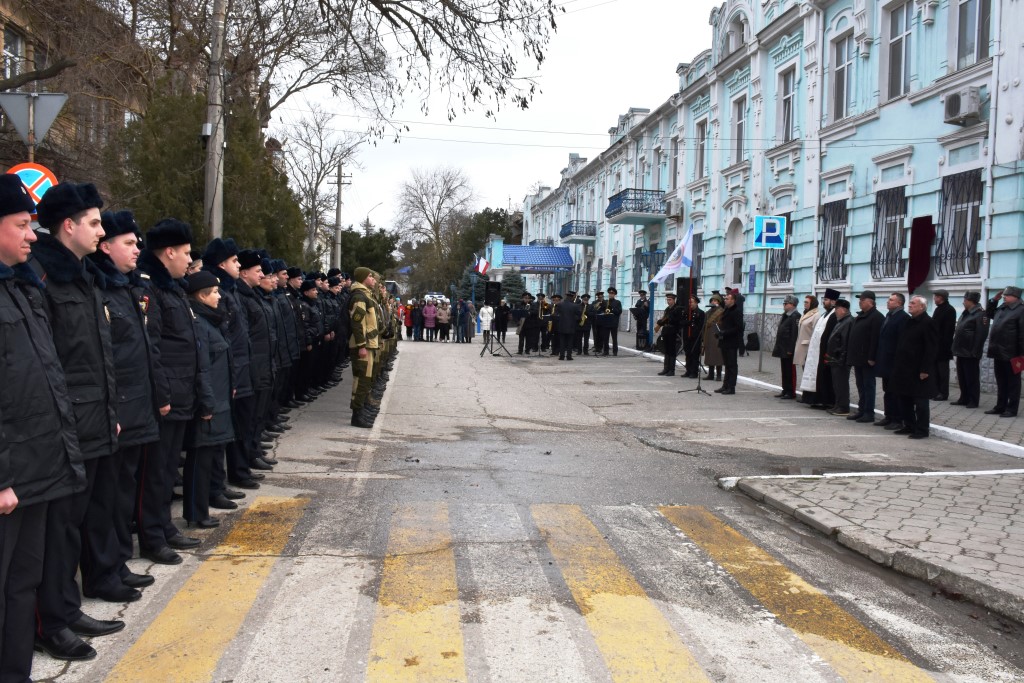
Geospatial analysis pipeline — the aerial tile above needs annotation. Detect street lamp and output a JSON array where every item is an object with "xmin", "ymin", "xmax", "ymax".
[{"xmin": 365, "ymin": 202, "xmax": 383, "ymax": 235}]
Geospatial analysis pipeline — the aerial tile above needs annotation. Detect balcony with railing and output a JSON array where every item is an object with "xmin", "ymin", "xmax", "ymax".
[
  {"xmin": 528, "ymin": 237, "xmax": 555, "ymax": 246},
  {"xmin": 559, "ymin": 220, "xmax": 597, "ymax": 244},
  {"xmin": 605, "ymin": 189, "xmax": 666, "ymax": 225}
]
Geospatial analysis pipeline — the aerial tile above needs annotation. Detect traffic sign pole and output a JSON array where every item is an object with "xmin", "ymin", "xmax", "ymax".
[{"xmin": 752, "ymin": 215, "xmax": 788, "ymax": 373}]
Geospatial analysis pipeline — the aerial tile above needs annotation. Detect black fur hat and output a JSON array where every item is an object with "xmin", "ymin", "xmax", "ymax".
[
  {"xmin": 237, "ymin": 249, "xmax": 262, "ymax": 270},
  {"xmin": 184, "ymin": 270, "xmax": 219, "ymax": 294},
  {"xmin": 203, "ymin": 237, "xmax": 238, "ymax": 267},
  {"xmin": 146, "ymin": 219, "xmax": 193, "ymax": 250},
  {"xmin": 36, "ymin": 182, "xmax": 104, "ymax": 230},
  {"xmin": 286, "ymin": 266, "xmax": 303, "ymax": 279},
  {"xmin": 260, "ymin": 258, "xmax": 273, "ymax": 275},
  {"xmin": 100, "ymin": 210, "xmax": 141, "ymax": 242},
  {"xmin": 0, "ymin": 175, "xmax": 35, "ymax": 217},
  {"xmin": 300, "ymin": 279, "xmax": 317, "ymax": 292}
]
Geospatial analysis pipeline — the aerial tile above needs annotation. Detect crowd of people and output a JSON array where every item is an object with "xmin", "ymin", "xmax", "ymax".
[
  {"xmin": 0, "ymin": 176, "xmax": 400, "ymax": 678},
  {"xmin": 513, "ymin": 288, "xmax": 625, "ymax": 357},
  {"xmin": 655, "ymin": 284, "xmax": 1023, "ymax": 439},
  {"xmin": 397, "ymin": 297, "xmax": 513, "ymax": 344}
]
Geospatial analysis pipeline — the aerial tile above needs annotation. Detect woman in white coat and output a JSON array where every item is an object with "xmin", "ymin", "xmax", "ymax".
[
  {"xmin": 794, "ymin": 294, "xmax": 821, "ymax": 401},
  {"xmin": 478, "ymin": 303, "xmax": 495, "ymax": 344}
]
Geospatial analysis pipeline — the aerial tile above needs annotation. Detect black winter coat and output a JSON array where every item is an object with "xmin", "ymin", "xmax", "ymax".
[
  {"xmin": 29, "ymin": 234, "xmax": 118, "ymax": 460},
  {"xmin": 951, "ymin": 306, "xmax": 988, "ymax": 359},
  {"xmin": 0, "ymin": 263, "xmax": 85, "ymax": 506},
  {"xmin": 273, "ymin": 289, "xmax": 301, "ymax": 362},
  {"xmin": 987, "ymin": 300, "xmax": 1024, "ymax": 361},
  {"xmin": 236, "ymin": 281, "xmax": 274, "ymax": 391},
  {"xmin": 552, "ymin": 300, "xmax": 582, "ymax": 334},
  {"xmin": 890, "ymin": 313, "xmax": 938, "ymax": 398},
  {"xmin": 335, "ymin": 290, "xmax": 351, "ymax": 339},
  {"xmin": 875, "ymin": 308, "xmax": 909, "ymax": 379},
  {"xmin": 682, "ymin": 306, "xmax": 705, "ymax": 354},
  {"xmin": 825, "ymin": 314, "xmax": 853, "ymax": 366},
  {"xmin": 257, "ymin": 287, "xmax": 284, "ymax": 373},
  {"xmin": 187, "ymin": 302, "xmax": 234, "ymax": 447},
  {"xmin": 932, "ymin": 301, "xmax": 957, "ymax": 361},
  {"xmin": 298, "ymin": 295, "xmax": 322, "ymax": 347},
  {"xmin": 90, "ymin": 255, "xmax": 159, "ymax": 447},
  {"xmin": 137, "ymin": 250, "xmax": 212, "ymax": 421},
  {"xmin": 845, "ymin": 307, "xmax": 884, "ymax": 367},
  {"xmin": 717, "ymin": 304, "xmax": 744, "ymax": 350},
  {"xmin": 287, "ymin": 287, "xmax": 311, "ymax": 349},
  {"xmin": 772, "ymin": 309, "xmax": 799, "ymax": 358},
  {"xmin": 205, "ymin": 267, "xmax": 252, "ymax": 399}
]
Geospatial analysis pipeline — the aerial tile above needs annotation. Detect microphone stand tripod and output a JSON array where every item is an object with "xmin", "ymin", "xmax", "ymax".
[
  {"xmin": 678, "ymin": 337, "xmax": 711, "ymax": 397},
  {"xmin": 480, "ymin": 329, "xmax": 513, "ymax": 358}
]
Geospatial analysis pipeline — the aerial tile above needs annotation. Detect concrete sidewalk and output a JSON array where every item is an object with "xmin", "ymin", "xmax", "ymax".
[{"xmin": 724, "ymin": 471, "xmax": 1024, "ymax": 625}]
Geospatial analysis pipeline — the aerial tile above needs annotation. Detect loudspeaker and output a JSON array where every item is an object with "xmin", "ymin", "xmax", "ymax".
[
  {"xmin": 675, "ymin": 277, "xmax": 696, "ymax": 301},
  {"xmin": 484, "ymin": 281, "xmax": 502, "ymax": 307}
]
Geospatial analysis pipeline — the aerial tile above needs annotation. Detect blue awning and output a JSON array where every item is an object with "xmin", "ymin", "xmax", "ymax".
[{"xmin": 502, "ymin": 245, "xmax": 574, "ymax": 273}]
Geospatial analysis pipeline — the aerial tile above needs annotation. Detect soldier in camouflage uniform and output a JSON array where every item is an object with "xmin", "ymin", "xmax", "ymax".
[{"xmin": 348, "ymin": 268, "xmax": 380, "ymax": 428}]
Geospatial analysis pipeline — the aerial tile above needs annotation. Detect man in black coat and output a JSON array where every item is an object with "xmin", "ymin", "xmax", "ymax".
[
  {"xmin": 772, "ymin": 295, "xmax": 800, "ymax": 398},
  {"xmin": 272, "ymin": 261, "xmax": 302, "ymax": 408},
  {"xmin": 985, "ymin": 286, "xmax": 1024, "ymax": 417},
  {"xmin": 874, "ymin": 293, "xmax": 910, "ymax": 429},
  {"xmin": 655, "ymin": 293, "xmax": 683, "ymax": 376},
  {"xmin": 631, "ymin": 290, "xmax": 650, "ymax": 350},
  {"xmin": 891, "ymin": 295, "xmax": 938, "ymax": 438},
  {"xmin": 553, "ymin": 291, "xmax": 582, "ymax": 360},
  {"xmin": 931, "ymin": 289, "xmax": 957, "ymax": 401},
  {"xmin": 30, "ymin": 183, "xmax": 125, "ymax": 661},
  {"xmin": 951, "ymin": 291, "xmax": 988, "ymax": 408},
  {"xmin": 846, "ymin": 290, "xmax": 885, "ymax": 423},
  {"xmin": 575, "ymin": 293, "xmax": 593, "ymax": 355},
  {"xmin": 813, "ymin": 288, "xmax": 841, "ymax": 409},
  {"xmin": 605, "ymin": 287, "xmax": 624, "ymax": 356},
  {"xmin": 136, "ymin": 219, "xmax": 210, "ymax": 566},
  {"xmin": 715, "ymin": 292, "xmax": 744, "ymax": 394},
  {"xmin": 826, "ymin": 300, "xmax": 855, "ymax": 415},
  {"xmin": 682, "ymin": 295, "xmax": 706, "ymax": 378},
  {"xmin": 84, "ymin": 211, "xmax": 160, "ymax": 605},
  {"xmin": 0, "ymin": 175, "xmax": 85, "ymax": 679}
]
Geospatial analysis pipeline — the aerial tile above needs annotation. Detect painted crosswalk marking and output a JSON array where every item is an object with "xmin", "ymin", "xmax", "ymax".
[{"xmin": 105, "ymin": 496, "xmax": 308, "ymax": 683}]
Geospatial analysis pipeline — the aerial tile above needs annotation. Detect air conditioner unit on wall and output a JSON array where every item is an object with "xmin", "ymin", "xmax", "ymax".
[
  {"xmin": 584, "ymin": 246, "xmax": 594, "ymax": 257},
  {"xmin": 665, "ymin": 198, "xmax": 683, "ymax": 218},
  {"xmin": 944, "ymin": 87, "xmax": 982, "ymax": 126}
]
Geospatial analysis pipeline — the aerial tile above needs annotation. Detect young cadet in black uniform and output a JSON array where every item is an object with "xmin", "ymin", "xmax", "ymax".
[
  {"xmin": 136, "ymin": 219, "xmax": 208, "ymax": 565},
  {"xmin": 0, "ymin": 175, "xmax": 84, "ymax": 679},
  {"xmin": 605, "ymin": 287, "xmax": 624, "ymax": 355},
  {"xmin": 286, "ymin": 268, "xmax": 313, "ymax": 402},
  {"xmin": 655, "ymin": 293, "xmax": 683, "ymax": 376},
  {"xmin": 575, "ymin": 293, "xmax": 592, "ymax": 355},
  {"xmin": 236, "ymin": 250, "xmax": 277, "ymax": 476},
  {"xmin": 548, "ymin": 294, "xmax": 563, "ymax": 356},
  {"xmin": 30, "ymin": 183, "xmax": 123, "ymax": 661},
  {"xmin": 273, "ymin": 262, "xmax": 302, "ymax": 408},
  {"xmin": 85, "ymin": 211, "xmax": 159, "ymax": 604},
  {"xmin": 681, "ymin": 295, "xmax": 706, "ymax": 378},
  {"xmin": 257, "ymin": 258, "xmax": 287, "ymax": 457},
  {"xmin": 298, "ymin": 279, "xmax": 323, "ymax": 400},
  {"xmin": 537, "ymin": 293, "xmax": 552, "ymax": 352}
]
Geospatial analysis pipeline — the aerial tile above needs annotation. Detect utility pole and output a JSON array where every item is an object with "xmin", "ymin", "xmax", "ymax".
[
  {"xmin": 329, "ymin": 161, "xmax": 351, "ymax": 269},
  {"xmin": 204, "ymin": 0, "xmax": 228, "ymax": 238}
]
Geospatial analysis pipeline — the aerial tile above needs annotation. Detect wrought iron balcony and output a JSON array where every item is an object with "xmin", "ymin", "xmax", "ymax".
[
  {"xmin": 559, "ymin": 220, "xmax": 597, "ymax": 244},
  {"xmin": 529, "ymin": 237, "xmax": 555, "ymax": 246},
  {"xmin": 605, "ymin": 189, "xmax": 666, "ymax": 225}
]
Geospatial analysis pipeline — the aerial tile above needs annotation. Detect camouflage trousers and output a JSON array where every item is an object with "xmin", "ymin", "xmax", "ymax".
[{"xmin": 349, "ymin": 348, "xmax": 375, "ymax": 410}]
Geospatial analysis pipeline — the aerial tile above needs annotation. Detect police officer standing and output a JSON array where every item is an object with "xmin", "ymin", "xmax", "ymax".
[
  {"xmin": 30, "ymin": 183, "xmax": 123, "ymax": 660},
  {"xmin": 681, "ymin": 295, "xmax": 706, "ymax": 378},
  {"xmin": 655, "ymin": 292, "xmax": 683, "ymax": 376},
  {"xmin": 0, "ymin": 175, "xmax": 84, "ymax": 679}
]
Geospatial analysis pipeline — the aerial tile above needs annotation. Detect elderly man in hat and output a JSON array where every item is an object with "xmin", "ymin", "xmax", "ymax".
[
  {"xmin": 772, "ymin": 295, "xmax": 800, "ymax": 398},
  {"xmin": 799, "ymin": 288, "xmax": 839, "ymax": 407},
  {"xmin": 135, "ymin": 219, "xmax": 209, "ymax": 567},
  {"xmin": 951, "ymin": 291, "xmax": 988, "ymax": 409},
  {"xmin": 986, "ymin": 286, "xmax": 1024, "ymax": 417},
  {"xmin": 31, "ymin": 183, "xmax": 125, "ymax": 660},
  {"xmin": 825, "ymin": 299, "xmax": 854, "ymax": 415},
  {"xmin": 931, "ymin": 289, "xmax": 957, "ymax": 401},
  {"xmin": 0, "ymin": 175, "xmax": 84, "ymax": 677},
  {"xmin": 846, "ymin": 290, "xmax": 885, "ymax": 422},
  {"xmin": 874, "ymin": 293, "xmax": 910, "ymax": 429},
  {"xmin": 83, "ymin": 211, "xmax": 160, "ymax": 606},
  {"xmin": 891, "ymin": 295, "xmax": 938, "ymax": 437}
]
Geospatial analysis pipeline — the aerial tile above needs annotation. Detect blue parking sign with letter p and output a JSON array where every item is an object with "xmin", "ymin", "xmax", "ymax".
[{"xmin": 754, "ymin": 215, "xmax": 786, "ymax": 249}]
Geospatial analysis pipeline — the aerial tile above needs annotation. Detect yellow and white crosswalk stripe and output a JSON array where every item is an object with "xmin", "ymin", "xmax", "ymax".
[
  {"xmin": 661, "ymin": 505, "xmax": 935, "ymax": 683},
  {"xmin": 367, "ymin": 501, "xmax": 466, "ymax": 682},
  {"xmin": 106, "ymin": 496, "xmax": 308, "ymax": 683}
]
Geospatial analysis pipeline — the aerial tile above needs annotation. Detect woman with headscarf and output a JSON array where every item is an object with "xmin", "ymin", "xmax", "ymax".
[{"xmin": 702, "ymin": 293, "xmax": 725, "ymax": 380}]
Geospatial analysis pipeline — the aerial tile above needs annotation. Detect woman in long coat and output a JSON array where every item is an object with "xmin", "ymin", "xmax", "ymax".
[
  {"xmin": 422, "ymin": 301, "xmax": 438, "ymax": 341},
  {"xmin": 702, "ymin": 294, "xmax": 725, "ymax": 380},
  {"xmin": 794, "ymin": 295, "xmax": 821, "ymax": 399},
  {"xmin": 436, "ymin": 302, "xmax": 452, "ymax": 342}
]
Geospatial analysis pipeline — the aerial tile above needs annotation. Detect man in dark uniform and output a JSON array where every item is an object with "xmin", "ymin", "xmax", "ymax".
[
  {"xmin": 236, "ymin": 250, "xmax": 277, "ymax": 479},
  {"xmin": 592, "ymin": 291, "xmax": 609, "ymax": 354},
  {"xmin": 273, "ymin": 261, "xmax": 302, "ymax": 408},
  {"xmin": 0, "ymin": 175, "xmax": 85, "ymax": 678},
  {"xmin": 548, "ymin": 293, "xmax": 563, "ymax": 356},
  {"xmin": 605, "ymin": 287, "xmax": 624, "ymax": 355},
  {"xmin": 299, "ymin": 279, "xmax": 324, "ymax": 399},
  {"xmin": 655, "ymin": 292, "xmax": 683, "ymax": 376},
  {"xmin": 136, "ymin": 219, "xmax": 209, "ymax": 564},
  {"xmin": 286, "ymin": 268, "xmax": 313, "ymax": 402},
  {"xmin": 537, "ymin": 293, "xmax": 552, "ymax": 352},
  {"xmin": 84, "ymin": 211, "xmax": 159, "ymax": 604},
  {"xmin": 681, "ymin": 295, "xmax": 706, "ymax": 378},
  {"xmin": 575, "ymin": 293, "xmax": 592, "ymax": 355},
  {"xmin": 931, "ymin": 289, "xmax": 956, "ymax": 401},
  {"xmin": 553, "ymin": 291, "xmax": 581, "ymax": 360},
  {"xmin": 632, "ymin": 290, "xmax": 650, "ymax": 350}
]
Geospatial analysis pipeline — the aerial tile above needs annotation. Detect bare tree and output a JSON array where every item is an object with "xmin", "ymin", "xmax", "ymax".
[
  {"xmin": 398, "ymin": 167, "xmax": 474, "ymax": 256},
  {"xmin": 279, "ymin": 106, "xmax": 362, "ymax": 262}
]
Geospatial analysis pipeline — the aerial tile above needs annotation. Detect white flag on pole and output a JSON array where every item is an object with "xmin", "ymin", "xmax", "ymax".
[{"xmin": 649, "ymin": 223, "xmax": 693, "ymax": 286}]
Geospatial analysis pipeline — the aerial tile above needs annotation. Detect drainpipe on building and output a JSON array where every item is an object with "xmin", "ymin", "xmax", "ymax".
[
  {"xmin": 810, "ymin": 6, "xmax": 826, "ymax": 295},
  {"xmin": 982, "ymin": 0, "xmax": 1003, "ymax": 298}
]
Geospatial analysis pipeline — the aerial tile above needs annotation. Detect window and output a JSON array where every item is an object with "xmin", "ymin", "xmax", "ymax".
[
  {"xmin": 780, "ymin": 68, "xmax": 796, "ymax": 143},
  {"xmin": 957, "ymin": 0, "xmax": 991, "ymax": 70},
  {"xmin": 816, "ymin": 200, "xmax": 848, "ymax": 282},
  {"xmin": 691, "ymin": 231, "xmax": 703, "ymax": 285},
  {"xmin": 632, "ymin": 248, "xmax": 642, "ymax": 291},
  {"xmin": 870, "ymin": 187, "xmax": 907, "ymax": 279},
  {"xmin": 733, "ymin": 97, "xmax": 746, "ymax": 162},
  {"xmin": 936, "ymin": 170, "xmax": 983, "ymax": 276},
  {"xmin": 888, "ymin": 2, "xmax": 913, "ymax": 99},
  {"xmin": 664, "ymin": 239, "xmax": 676, "ymax": 292},
  {"xmin": 610, "ymin": 254, "xmax": 618, "ymax": 293},
  {"xmin": 585, "ymin": 260, "xmax": 593, "ymax": 293},
  {"xmin": 596, "ymin": 258, "xmax": 603, "ymax": 291},
  {"xmin": 767, "ymin": 213, "xmax": 794, "ymax": 284},
  {"xmin": 670, "ymin": 138, "xmax": 678, "ymax": 191},
  {"xmin": 695, "ymin": 120, "xmax": 707, "ymax": 180},
  {"xmin": 3, "ymin": 27, "xmax": 24, "ymax": 82},
  {"xmin": 833, "ymin": 34, "xmax": 855, "ymax": 121}
]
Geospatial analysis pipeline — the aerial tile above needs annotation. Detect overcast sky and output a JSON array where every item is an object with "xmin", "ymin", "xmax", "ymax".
[{"xmin": 274, "ymin": 0, "xmax": 721, "ymax": 234}]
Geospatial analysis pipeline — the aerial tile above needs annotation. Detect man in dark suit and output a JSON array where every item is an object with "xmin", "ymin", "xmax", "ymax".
[
  {"xmin": 656, "ymin": 293, "xmax": 683, "ymax": 376},
  {"xmin": 930, "ymin": 289, "xmax": 957, "ymax": 401},
  {"xmin": 846, "ymin": 290, "xmax": 885, "ymax": 423},
  {"xmin": 772, "ymin": 295, "xmax": 800, "ymax": 398},
  {"xmin": 553, "ymin": 292, "xmax": 582, "ymax": 360},
  {"xmin": 891, "ymin": 295, "xmax": 938, "ymax": 438},
  {"xmin": 681, "ymin": 295, "xmax": 706, "ymax": 378},
  {"xmin": 715, "ymin": 292, "xmax": 744, "ymax": 394}
]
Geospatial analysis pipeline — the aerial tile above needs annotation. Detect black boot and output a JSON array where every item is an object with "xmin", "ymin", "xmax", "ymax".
[{"xmin": 351, "ymin": 409, "xmax": 373, "ymax": 428}]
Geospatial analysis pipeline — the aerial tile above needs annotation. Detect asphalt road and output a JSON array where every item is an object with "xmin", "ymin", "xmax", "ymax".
[{"xmin": 38, "ymin": 337, "xmax": 1024, "ymax": 682}]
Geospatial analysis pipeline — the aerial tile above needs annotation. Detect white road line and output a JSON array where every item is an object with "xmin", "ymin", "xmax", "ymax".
[{"xmin": 718, "ymin": 468, "xmax": 1024, "ymax": 490}]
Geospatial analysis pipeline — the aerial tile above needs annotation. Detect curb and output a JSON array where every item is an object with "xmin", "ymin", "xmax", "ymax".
[
  {"xmin": 728, "ymin": 476, "xmax": 1024, "ymax": 625},
  {"xmin": 619, "ymin": 344, "xmax": 1024, "ymax": 461}
]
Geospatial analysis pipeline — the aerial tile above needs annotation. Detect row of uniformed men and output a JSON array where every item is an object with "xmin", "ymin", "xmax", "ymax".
[
  {"xmin": 515, "ymin": 289, "xmax": 625, "ymax": 357},
  {"xmin": 0, "ymin": 175, "xmax": 355, "ymax": 677}
]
